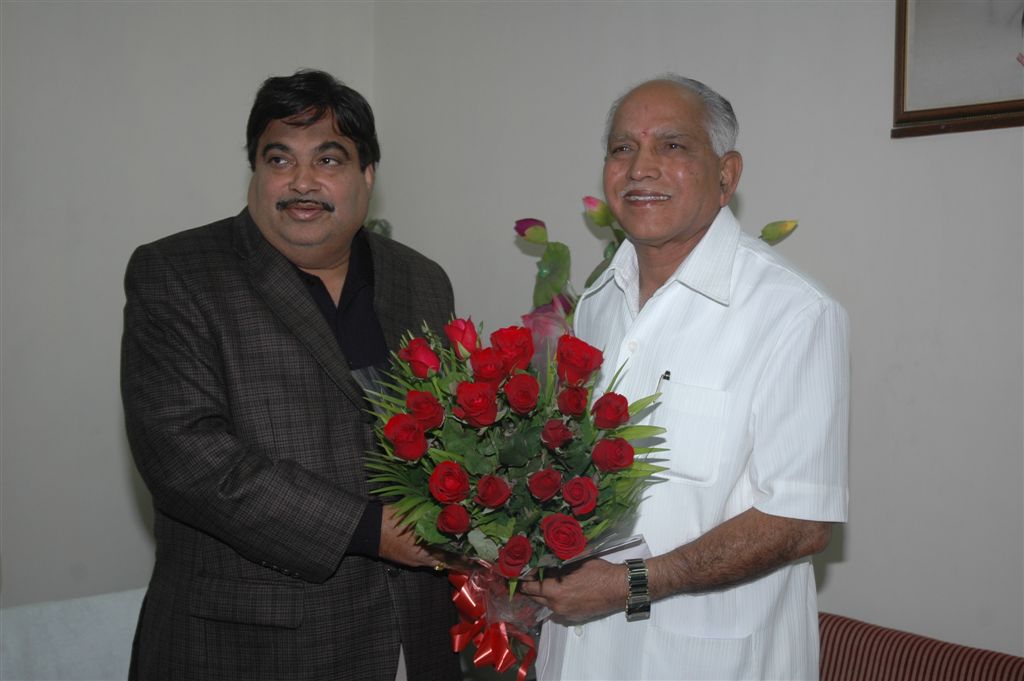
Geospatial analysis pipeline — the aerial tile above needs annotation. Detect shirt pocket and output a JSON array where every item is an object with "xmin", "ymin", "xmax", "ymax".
[{"xmin": 653, "ymin": 382, "xmax": 730, "ymax": 487}]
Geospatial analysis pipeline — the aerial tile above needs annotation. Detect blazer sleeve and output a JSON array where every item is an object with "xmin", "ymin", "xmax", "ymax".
[{"xmin": 121, "ymin": 243, "xmax": 367, "ymax": 583}]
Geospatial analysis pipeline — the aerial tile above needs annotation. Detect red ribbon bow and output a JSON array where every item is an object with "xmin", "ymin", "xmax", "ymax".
[{"xmin": 449, "ymin": 571, "xmax": 537, "ymax": 681}]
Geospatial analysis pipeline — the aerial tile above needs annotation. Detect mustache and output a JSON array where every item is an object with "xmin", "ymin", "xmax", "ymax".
[{"xmin": 276, "ymin": 198, "xmax": 336, "ymax": 213}]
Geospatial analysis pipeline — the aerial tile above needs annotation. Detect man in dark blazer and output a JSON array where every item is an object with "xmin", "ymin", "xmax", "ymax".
[{"xmin": 121, "ymin": 70, "xmax": 461, "ymax": 680}]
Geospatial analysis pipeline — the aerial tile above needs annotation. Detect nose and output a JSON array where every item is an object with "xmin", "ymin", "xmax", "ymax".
[
  {"xmin": 627, "ymin": 145, "xmax": 660, "ymax": 182},
  {"xmin": 288, "ymin": 163, "xmax": 320, "ymax": 194}
]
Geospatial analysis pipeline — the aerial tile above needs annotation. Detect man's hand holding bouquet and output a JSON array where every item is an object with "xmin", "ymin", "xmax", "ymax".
[{"xmin": 366, "ymin": 319, "xmax": 664, "ymax": 679}]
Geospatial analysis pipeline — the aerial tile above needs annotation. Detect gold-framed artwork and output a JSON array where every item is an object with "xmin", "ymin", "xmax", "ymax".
[{"xmin": 892, "ymin": 0, "xmax": 1024, "ymax": 138}]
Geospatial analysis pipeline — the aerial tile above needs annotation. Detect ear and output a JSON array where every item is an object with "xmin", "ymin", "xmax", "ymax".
[
  {"xmin": 717, "ymin": 151, "xmax": 743, "ymax": 207},
  {"xmin": 363, "ymin": 164, "xmax": 376, "ymax": 193}
]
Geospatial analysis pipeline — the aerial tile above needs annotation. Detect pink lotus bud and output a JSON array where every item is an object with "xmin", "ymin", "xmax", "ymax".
[
  {"xmin": 514, "ymin": 218, "xmax": 548, "ymax": 245},
  {"xmin": 582, "ymin": 196, "xmax": 614, "ymax": 227}
]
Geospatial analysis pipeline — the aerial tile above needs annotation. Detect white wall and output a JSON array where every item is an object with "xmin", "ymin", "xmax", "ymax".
[
  {"xmin": 3, "ymin": 0, "xmax": 1022, "ymax": 659},
  {"xmin": 1, "ymin": 0, "xmax": 376, "ymax": 605}
]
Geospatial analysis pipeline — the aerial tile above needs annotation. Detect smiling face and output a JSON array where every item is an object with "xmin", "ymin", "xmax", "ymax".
[
  {"xmin": 247, "ymin": 113, "xmax": 374, "ymax": 269},
  {"xmin": 603, "ymin": 80, "xmax": 741, "ymax": 261}
]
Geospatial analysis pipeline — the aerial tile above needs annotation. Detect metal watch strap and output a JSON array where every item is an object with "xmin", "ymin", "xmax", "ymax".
[{"xmin": 624, "ymin": 558, "xmax": 651, "ymax": 622}]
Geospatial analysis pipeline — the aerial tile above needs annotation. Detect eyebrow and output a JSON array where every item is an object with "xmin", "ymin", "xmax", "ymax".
[
  {"xmin": 606, "ymin": 129, "xmax": 703, "ymax": 150},
  {"xmin": 260, "ymin": 140, "xmax": 352, "ymax": 160},
  {"xmin": 314, "ymin": 141, "xmax": 351, "ymax": 159}
]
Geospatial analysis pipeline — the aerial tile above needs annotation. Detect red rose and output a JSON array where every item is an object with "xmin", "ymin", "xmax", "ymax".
[
  {"xmin": 452, "ymin": 381, "xmax": 498, "ymax": 428},
  {"xmin": 398, "ymin": 337, "xmax": 441, "ymax": 379},
  {"xmin": 490, "ymin": 326, "xmax": 535, "ymax": 372},
  {"xmin": 503, "ymin": 373, "xmax": 540, "ymax": 415},
  {"xmin": 540, "ymin": 419, "xmax": 574, "ymax": 450},
  {"xmin": 406, "ymin": 390, "xmax": 444, "ymax": 431},
  {"xmin": 540, "ymin": 513, "xmax": 587, "ymax": 560},
  {"xmin": 437, "ymin": 504, "xmax": 470, "ymax": 534},
  {"xmin": 497, "ymin": 534, "xmax": 534, "ymax": 578},
  {"xmin": 527, "ymin": 468, "xmax": 562, "ymax": 501},
  {"xmin": 429, "ymin": 461, "xmax": 471, "ymax": 503},
  {"xmin": 557, "ymin": 386, "xmax": 589, "ymax": 418},
  {"xmin": 556, "ymin": 335, "xmax": 603, "ymax": 386},
  {"xmin": 444, "ymin": 317, "xmax": 478, "ymax": 359},
  {"xmin": 475, "ymin": 475, "xmax": 512, "ymax": 508},
  {"xmin": 562, "ymin": 476, "xmax": 599, "ymax": 516},
  {"xmin": 591, "ymin": 438, "xmax": 634, "ymax": 472},
  {"xmin": 382, "ymin": 413, "xmax": 427, "ymax": 461},
  {"xmin": 469, "ymin": 347, "xmax": 508, "ymax": 387},
  {"xmin": 591, "ymin": 392, "xmax": 630, "ymax": 430}
]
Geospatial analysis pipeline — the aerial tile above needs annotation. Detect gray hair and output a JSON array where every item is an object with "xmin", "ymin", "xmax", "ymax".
[{"xmin": 603, "ymin": 74, "xmax": 739, "ymax": 156}]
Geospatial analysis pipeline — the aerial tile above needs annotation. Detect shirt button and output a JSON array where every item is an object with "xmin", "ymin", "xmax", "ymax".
[
  {"xmin": 627, "ymin": 340, "xmax": 638, "ymax": 352},
  {"xmin": 574, "ymin": 626, "xmax": 584, "ymax": 637}
]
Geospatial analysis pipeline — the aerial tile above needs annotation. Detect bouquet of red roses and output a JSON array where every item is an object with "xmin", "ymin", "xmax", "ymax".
[{"xmin": 366, "ymin": 318, "xmax": 664, "ymax": 677}]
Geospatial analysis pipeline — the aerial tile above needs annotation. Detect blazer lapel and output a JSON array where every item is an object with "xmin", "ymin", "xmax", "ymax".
[
  {"xmin": 369, "ymin": 233, "xmax": 418, "ymax": 353},
  {"xmin": 231, "ymin": 210, "xmax": 367, "ymax": 412}
]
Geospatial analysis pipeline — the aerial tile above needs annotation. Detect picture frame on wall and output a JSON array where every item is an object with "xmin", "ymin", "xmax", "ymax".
[{"xmin": 892, "ymin": 0, "xmax": 1024, "ymax": 138}]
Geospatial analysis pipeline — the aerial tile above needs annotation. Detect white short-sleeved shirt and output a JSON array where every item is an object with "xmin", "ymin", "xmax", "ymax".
[{"xmin": 537, "ymin": 206, "xmax": 849, "ymax": 681}]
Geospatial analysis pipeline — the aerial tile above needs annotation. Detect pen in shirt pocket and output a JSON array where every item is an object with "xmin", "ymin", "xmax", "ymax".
[{"xmin": 656, "ymin": 370, "xmax": 671, "ymax": 393}]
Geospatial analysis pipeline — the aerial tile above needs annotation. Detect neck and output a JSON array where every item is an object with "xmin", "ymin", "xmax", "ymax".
[
  {"xmin": 634, "ymin": 225, "xmax": 709, "ymax": 308},
  {"xmin": 299, "ymin": 257, "xmax": 349, "ymax": 305}
]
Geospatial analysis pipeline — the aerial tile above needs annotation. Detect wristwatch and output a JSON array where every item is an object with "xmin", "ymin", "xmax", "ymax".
[{"xmin": 624, "ymin": 558, "xmax": 651, "ymax": 622}]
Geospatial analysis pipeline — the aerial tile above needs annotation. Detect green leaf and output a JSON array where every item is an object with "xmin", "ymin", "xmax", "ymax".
[
  {"xmin": 478, "ymin": 514, "xmax": 515, "ymax": 544},
  {"xmin": 533, "ymin": 242, "xmax": 571, "ymax": 309},
  {"xmin": 427, "ymin": 448, "xmax": 464, "ymax": 464},
  {"xmin": 415, "ymin": 506, "xmax": 449, "ymax": 545},
  {"xmin": 627, "ymin": 394, "xmax": 661, "ymax": 417},
  {"xmin": 632, "ymin": 446, "xmax": 669, "ymax": 456},
  {"xmin": 613, "ymin": 425, "xmax": 666, "ymax": 441},
  {"xmin": 467, "ymin": 529, "xmax": 500, "ymax": 562},
  {"xmin": 500, "ymin": 424, "xmax": 540, "ymax": 467}
]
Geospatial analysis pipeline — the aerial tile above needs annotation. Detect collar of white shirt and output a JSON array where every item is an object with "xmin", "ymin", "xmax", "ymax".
[{"xmin": 586, "ymin": 205, "xmax": 741, "ymax": 309}]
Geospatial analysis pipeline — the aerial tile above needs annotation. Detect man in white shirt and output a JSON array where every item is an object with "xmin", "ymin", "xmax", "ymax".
[{"xmin": 520, "ymin": 75, "xmax": 849, "ymax": 680}]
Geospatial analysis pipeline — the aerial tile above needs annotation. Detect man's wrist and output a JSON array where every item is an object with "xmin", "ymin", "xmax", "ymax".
[{"xmin": 624, "ymin": 558, "xmax": 651, "ymax": 622}]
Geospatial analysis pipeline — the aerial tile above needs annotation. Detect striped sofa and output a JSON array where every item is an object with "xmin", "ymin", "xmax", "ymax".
[{"xmin": 819, "ymin": 612, "xmax": 1024, "ymax": 681}]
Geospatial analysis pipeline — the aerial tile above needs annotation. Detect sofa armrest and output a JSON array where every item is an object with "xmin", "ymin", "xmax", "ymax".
[{"xmin": 819, "ymin": 611, "xmax": 1024, "ymax": 681}]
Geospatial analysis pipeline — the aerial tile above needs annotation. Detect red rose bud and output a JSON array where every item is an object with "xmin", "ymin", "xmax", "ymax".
[
  {"xmin": 444, "ymin": 318, "xmax": 478, "ymax": 359},
  {"xmin": 527, "ymin": 468, "xmax": 562, "ymax": 502},
  {"xmin": 497, "ymin": 534, "xmax": 534, "ymax": 578},
  {"xmin": 490, "ymin": 326, "xmax": 535, "ymax": 372},
  {"xmin": 469, "ymin": 347, "xmax": 508, "ymax": 387},
  {"xmin": 557, "ymin": 386, "xmax": 589, "ymax": 418},
  {"xmin": 452, "ymin": 381, "xmax": 499, "ymax": 428},
  {"xmin": 514, "ymin": 218, "xmax": 548, "ymax": 245},
  {"xmin": 428, "ymin": 461, "xmax": 471, "ymax": 503},
  {"xmin": 540, "ymin": 419, "xmax": 574, "ymax": 450},
  {"xmin": 591, "ymin": 438, "xmax": 635, "ymax": 472},
  {"xmin": 475, "ymin": 475, "xmax": 512, "ymax": 508},
  {"xmin": 503, "ymin": 373, "xmax": 540, "ymax": 415},
  {"xmin": 562, "ymin": 476, "xmax": 599, "ymax": 516},
  {"xmin": 406, "ymin": 390, "xmax": 444, "ymax": 431},
  {"xmin": 437, "ymin": 504, "xmax": 470, "ymax": 534},
  {"xmin": 382, "ymin": 413, "xmax": 427, "ymax": 461},
  {"xmin": 540, "ymin": 513, "xmax": 587, "ymax": 560},
  {"xmin": 590, "ymin": 392, "xmax": 630, "ymax": 430},
  {"xmin": 583, "ymin": 195, "xmax": 615, "ymax": 227},
  {"xmin": 398, "ymin": 337, "xmax": 440, "ymax": 379},
  {"xmin": 556, "ymin": 335, "xmax": 603, "ymax": 386}
]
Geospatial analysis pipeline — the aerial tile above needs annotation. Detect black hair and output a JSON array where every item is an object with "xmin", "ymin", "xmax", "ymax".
[{"xmin": 246, "ymin": 69, "xmax": 380, "ymax": 171}]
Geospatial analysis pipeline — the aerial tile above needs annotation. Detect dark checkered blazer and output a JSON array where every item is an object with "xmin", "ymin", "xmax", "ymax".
[{"xmin": 121, "ymin": 209, "xmax": 461, "ymax": 681}]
